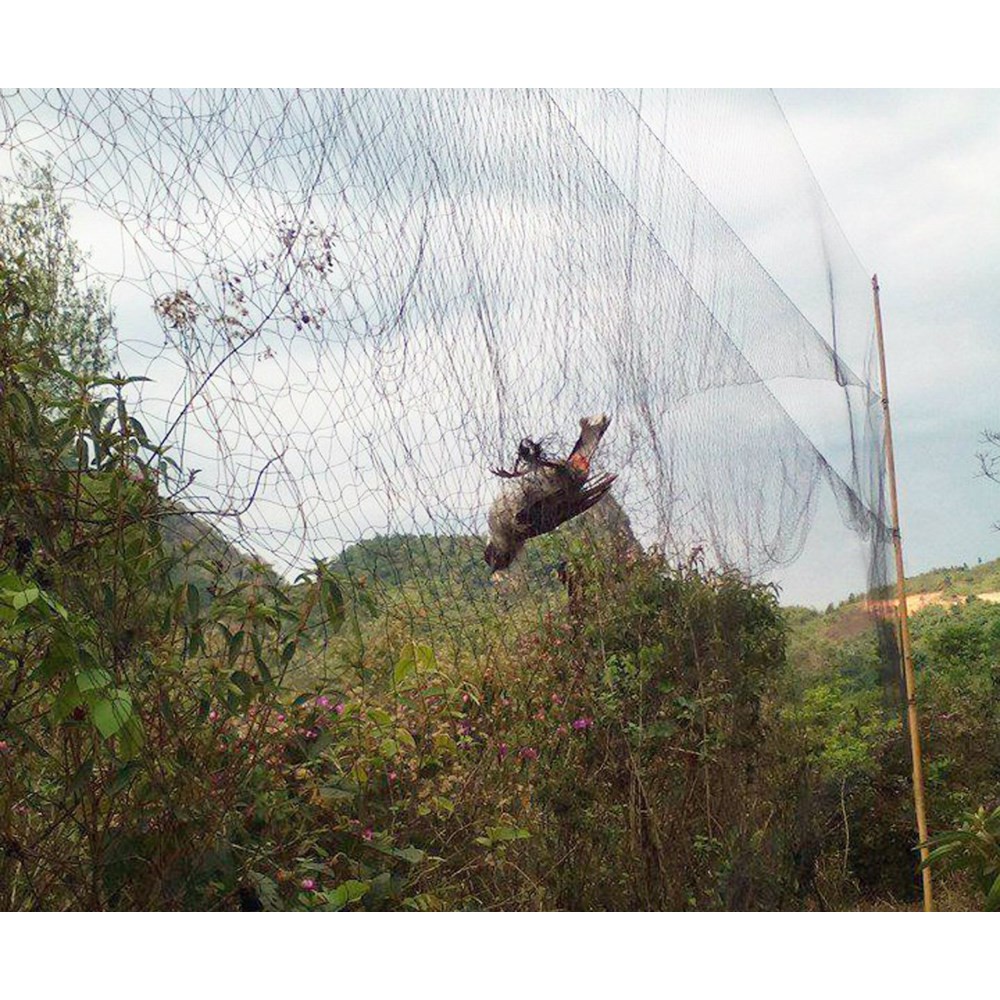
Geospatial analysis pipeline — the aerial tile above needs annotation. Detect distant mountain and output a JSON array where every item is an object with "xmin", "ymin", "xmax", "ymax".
[
  {"xmin": 331, "ymin": 532, "xmax": 490, "ymax": 592},
  {"xmin": 897, "ymin": 556, "xmax": 1000, "ymax": 601},
  {"xmin": 784, "ymin": 553, "xmax": 1000, "ymax": 678},
  {"xmin": 159, "ymin": 507, "xmax": 280, "ymax": 592},
  {"xmin": 158, "ymin": 490, "xmax": 639, "ymax": 606},
  {"xmin": 330, "ymin": 494, "xmax": 639, "ymax": 596}
]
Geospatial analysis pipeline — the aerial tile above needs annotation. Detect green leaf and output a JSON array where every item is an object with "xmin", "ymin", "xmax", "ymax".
[
  {"xmin": 92, "ymin": 689, "xmax": 133, "ymax": 739},
  {"xmin": 986, "ymin": 871, "xmax": 1000, "ymax": 912},
  {"xmin": 257, "ymin": 656, "xmax": 274, "ymax": 686},
  {"xmin": 431, "ymin": 796, "xmax": 454, "ymax": 817},
  {"xmin": 10, "ymin": 586, "xmax": 40, "ymax": 610},
  {"xmin": 52, "ymin": 682, "xmax": 84, "ymax": 725},
  {"xmin": 77, "ymin": 666, "xmax": 113, "ymax": 692},
  {"xmin": 368, "ymin": 707, "xmax": 393, "ymax": 729},
  {"xmin": 40, "ymin": 590, "xmax": 69, "ymax": 620},
  {"xmin": 34, "ymin": 632, "xmax": 80, "ymax": 681},
  {"xmin": 186, "ymin": 583, "xmax": 200, "ymax": 620},
  {"xmin": 394, "ymin": 642, "xmax": 435, "ymax": 687},
  {"xmin": 486, "ymin": 825, "xmax": 531, "ymax": 843},
  {"xmin": 321, "ymin": 574, "xmax": 345, "ymax": 632},
  {"xmin": 318, "ymin": 785, "xmax": 356, "ymax": 803},
  {"xmin": 394, "ymin": 643, "xmax": 417, "ymax": 686},
  {"xmin": 324, "ymin": 879, "xmax": 369, "ymax": 911},
  {"xmin": 390, "ymin": 846, "xmax": 425, "ymax": 864},
  {"xmin": 117, "ymin": 715, "xmax": 145, "ymax": 758},
  {"xmin": 227, "ymin": 630, "xmax": 245, "ymax": 667},
  {"xmin": 230, "ymin": 670, "xmax": 255, "ymax": 696}
]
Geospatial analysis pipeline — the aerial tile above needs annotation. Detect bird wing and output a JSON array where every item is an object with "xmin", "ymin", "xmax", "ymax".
[{"xmin": 515, "ymin": 473, "xmax": 617, "ymax": 539}]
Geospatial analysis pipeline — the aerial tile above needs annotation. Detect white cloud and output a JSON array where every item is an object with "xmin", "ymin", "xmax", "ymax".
[{"xmin": 9, "ymin": 88, "xmax": 984, "ymax": 604}]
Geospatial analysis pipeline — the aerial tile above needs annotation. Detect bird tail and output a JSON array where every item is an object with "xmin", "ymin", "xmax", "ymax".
[
  {"xmin": 569, "ymin": 472, "xmax": 617, "ymax": 516},
  {"xmin": 567, "ymin": 414, "xmax": 611, "ymax": 475}
]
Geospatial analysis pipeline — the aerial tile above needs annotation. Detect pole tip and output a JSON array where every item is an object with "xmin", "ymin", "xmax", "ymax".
[{"xmin": 872, "ymin": 273, "xmax": 879, "ymax": 290}]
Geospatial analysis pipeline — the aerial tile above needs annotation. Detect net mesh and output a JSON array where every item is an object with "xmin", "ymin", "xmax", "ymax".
[{"xmin": 0, "ymin": 87, "xmax": 899, "ymax": 679}]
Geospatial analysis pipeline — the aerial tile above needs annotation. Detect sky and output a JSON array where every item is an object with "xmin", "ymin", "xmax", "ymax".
[
  {"xmin": 775, "ymin": 89, "xmax": 1000, "ymax": 581},
  {"xmin": 5, "ymin": 86, "xmax": 998, "ymax": 607}
]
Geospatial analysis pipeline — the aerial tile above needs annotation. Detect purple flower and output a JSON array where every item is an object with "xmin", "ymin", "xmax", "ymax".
[
  {"xmin": 362, "ymin": 826, "xmax": 374, "ymax": 841},
  {"xmin": 333, "ymin": 702, "xmax": 345, "ymax": 716},
  {"xmin": 497, "ymin": 742, "xmax": 509, "ymax": 762},
  {"xmin": 572, "ymin": 717, "xmax": 593, "ymax": 731},
  {"xmin": 300, "ymin": 878, "xmax": 316, "ymax": 891},
  {"xmin": 519, "ymin": 747, "xmax": 539, "ymax": 761},
  {"xmin": 316, "ymin": 695, "xmax": 330, "ymax": 709}
]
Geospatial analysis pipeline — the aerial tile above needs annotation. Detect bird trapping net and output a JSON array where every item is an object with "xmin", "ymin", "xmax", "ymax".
[{"xmin": 0, "ymin": 88, "xmax": 899, "ymax": 675}]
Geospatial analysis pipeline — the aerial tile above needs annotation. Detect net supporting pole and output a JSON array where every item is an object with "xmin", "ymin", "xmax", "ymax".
[{"xmin": 872, "ymin": 273, "xmax": 933, "ymax": 912}]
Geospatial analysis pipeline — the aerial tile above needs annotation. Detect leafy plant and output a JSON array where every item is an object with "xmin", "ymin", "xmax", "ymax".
[{"xmin": 920, "ymin": 805, "xmax": 1000, "ymax": 910}]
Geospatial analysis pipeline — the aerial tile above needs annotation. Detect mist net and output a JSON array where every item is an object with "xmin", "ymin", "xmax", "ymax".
[{"xmin": 0, "ymin": 88, "xmax": 899, "ymax": 681}]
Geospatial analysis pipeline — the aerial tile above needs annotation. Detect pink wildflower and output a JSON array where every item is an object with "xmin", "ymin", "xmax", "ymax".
[
  {"xmin": 276, "ymin": 714, "xmax": 286, "ymax": 723},
  {"xmin": 300, "ymin": 878, "xmax": 316, "ymax": 891},
  {"xmin": 497, "ymin": 742, "xmax": 509, "ymax": 762},
  {"xmin": 387, "ymin": 770, "xmax": 397, "ymax": 783},
  {"xmin": 519, "ymin": 747, "xmax": 539, "ymax": 761},
  {"xmin": 316, "ymin": 695, "xmax": 330, "ymax": 709},
  {"xmin": 208, "ymin": 710, "xmax": 218, "ymax": 722},
  {"xmin": 333, "ymin": 702, "xmax": 345, "ymax": 715},
  {"xmin": 362, "ymin": 826, "xmax": 374, "ymax": 841},
  {"xmin": 572, "ymin": 717, "xmax": 593, "ymax": 731}
]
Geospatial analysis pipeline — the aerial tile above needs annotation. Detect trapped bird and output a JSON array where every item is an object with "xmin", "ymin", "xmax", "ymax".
[{"xmin": 484, "ymin": 414, "xmax": 617, "ymax": 571}]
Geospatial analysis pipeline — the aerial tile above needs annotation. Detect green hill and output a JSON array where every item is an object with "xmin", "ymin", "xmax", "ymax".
[
  {"xmin": 329, "ymin": 493, "xmax": 638, "ymax": 598},
  {"xmin": 899, "ymin": 555, "xmax": 1000, "ymax": 598}
]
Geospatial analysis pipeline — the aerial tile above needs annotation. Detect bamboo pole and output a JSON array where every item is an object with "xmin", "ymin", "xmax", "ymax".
[{"xmin": 872, "ymin": 273, "xmax": 933, "ymax": 912}]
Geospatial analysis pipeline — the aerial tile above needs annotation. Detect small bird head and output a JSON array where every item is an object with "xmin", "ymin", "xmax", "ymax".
[
  {"xmin": 517, "ymin": 437, "xmax": 543, "ymax": 464},
  {"xmin": 484, "ymin": 542, "xmax": 514, "ymax": 571}
]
